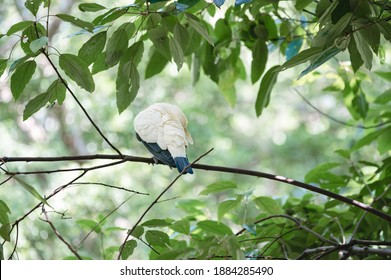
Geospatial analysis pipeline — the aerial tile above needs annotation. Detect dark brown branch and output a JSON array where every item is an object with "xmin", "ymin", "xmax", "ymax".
[
  {"xmin": 1, "ymin": 154, "xmax": 391, "ymax": 223},
  {"xmin": 298, "ymin": 245, "xmax": 391, "ymax": 259}
]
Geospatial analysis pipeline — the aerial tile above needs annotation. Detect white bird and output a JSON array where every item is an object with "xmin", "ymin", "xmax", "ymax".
[{"xmin": 133, "ymin": 103, "xmax": 194, "ymax": 174}]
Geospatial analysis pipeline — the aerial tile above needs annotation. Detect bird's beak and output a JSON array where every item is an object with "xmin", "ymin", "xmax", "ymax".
[{"xmin": 185, "ymin": 129, "xmax": 193, "ymax": 145}]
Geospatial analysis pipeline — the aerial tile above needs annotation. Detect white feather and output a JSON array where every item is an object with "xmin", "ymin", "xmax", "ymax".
[{"xmin": 134, "ymin": 103, "xmax": 192, "ymax": 158}]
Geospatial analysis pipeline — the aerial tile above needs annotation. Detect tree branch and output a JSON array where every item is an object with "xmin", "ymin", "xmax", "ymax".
[{"xmin": 1, "ymin": 154, "xmax": 391, "ymax": 223}]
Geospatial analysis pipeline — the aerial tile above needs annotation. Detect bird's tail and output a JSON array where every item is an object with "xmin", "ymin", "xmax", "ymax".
[{"xmin": 174, "ymin": 157, "xmax": 193, "ymax": 174}]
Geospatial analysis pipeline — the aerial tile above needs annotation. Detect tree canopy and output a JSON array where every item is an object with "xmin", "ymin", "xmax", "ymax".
[{"xmin": 0, "ymin": 0, "xmax": 390, "ymax": 260}]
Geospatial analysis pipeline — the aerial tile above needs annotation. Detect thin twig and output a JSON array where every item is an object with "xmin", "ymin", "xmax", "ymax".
[
  {"xmin": 71, "ymin": 182, "xmax": 149, "ymax": 195},
  {"xmin": 117, "ymin": 148, "xmax": 214, "ymax": 259},
  {"xmin": 293, "ymin": 88, "xmax": 391, "ymax": 129},
  {"xmin": 41, "ymin": 204, "xmax": 82, "ymax": 259},
  {"xmin": 259, "ymin": 228, "xmax": 299, "ymax": 257},
  {"xmin": 76, "ymin": 195, "xmax": 136, "ymax": 250},
  {"xmin": 5, "ymin": 160, "xmax": 126, "ymax": 251},
  {"xmin": 7, "ymin": 224, "xmax": 19, "ymax": 260}
]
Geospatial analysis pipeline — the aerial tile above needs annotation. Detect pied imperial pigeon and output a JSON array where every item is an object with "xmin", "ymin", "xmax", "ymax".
[{"xmin": 134, "ymin": 103, "xmax": 194, "ymax": 174}]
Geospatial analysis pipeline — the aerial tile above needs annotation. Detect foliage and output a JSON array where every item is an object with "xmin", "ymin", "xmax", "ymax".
[{"xmin": 0, "ymin": 0, "xmax": 390, "ymax": 260}]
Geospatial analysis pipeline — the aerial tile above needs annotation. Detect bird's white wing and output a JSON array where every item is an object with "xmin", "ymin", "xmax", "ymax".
[
  {"xmin": 133, "ymin": 108, "xmax": 167, "ymax": 150},
  {"xmin": 163, "ymin": 117, "xmax": 188, "ymax": 158}
]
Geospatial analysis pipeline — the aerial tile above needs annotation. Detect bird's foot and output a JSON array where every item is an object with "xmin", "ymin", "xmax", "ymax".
[{"xmin": 152, "ymin": 157, "xmax": 159, "ymax": 165}]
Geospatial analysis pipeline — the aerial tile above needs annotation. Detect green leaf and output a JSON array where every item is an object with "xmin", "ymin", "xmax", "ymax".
[
  {"xmin": 352, "ymin": 92, "xmax": 369, "ymax": 119},
  {"xmin": 297, "ymin": 47, "xmax": 341, "ymax": 79},
  {"xmin": 298, "ymin": 47, "xmax": 341, "ymax": 79},
  {"xmin": 14, "ymin": 176, "xmax": 49, "ymax": 205},
  {"xmin": 281, "ymin": 47, "xmax": 323, "ymax": 71},
  {"xmin": 377, "ymin": 127, "xmax": 391, "ymax": 155},
  {"xmin": 197, "ymin": 220, "xmax": 233, "ymax": 235},
  {"xmin": 169, "ymin": 36, "xmax": 184, "ymax": 71},
  {"xmin": 91, "ymin": 52, "xmax": 109, "ymax": 74},
  {"xmin": 318, "ymin": 0, "xmax": 338, "ymax": 27},
  {"xmin": 152, "ymin": 248, "xmax": 194, "ymax": 260},
  {"xmin": 145, "ymin": 49, "xmax": 169, "ymax": 79},
  {"xmin": 255, "ymin": 65, "xmax": 280, "ymax": 117},
  {"xmin": 295, "ymin": 0, "xmax": 313, "ymax": 10},
  {"xmin": 254, "ymin": 196, "xmax": 284, "ymax": 215},
  {"xmin": 59, "ymin": 54, "xmax": 95, "ymax": 92},
  {"xmin": 348, "ymin": 36, "xmax": 363, "ymax": 72},
  {"xmin": 9, "ymin": 56, "xmax": 30, "ymax": 74},
  {"xmin": 21, "ymin": 23, "xmax": 46, "ymax": 56},
  {"xmin": 10, "ymin": 60, "xmax": 36, "ymax": 100},
  {"xmin": 25, "ymin": 0, "xmax": 43, "ymax": 16},
  {"xmin": 23, "ymin": 92, "xmax": 50, "ymax": 120},
  {"xmin": 0, "ymin": 200, "xmax": 11, "ymax": 242},
  {"xmin": 131, "ymin": 226, "xmax": 144, "ymax": 238},
  {"xmin": 218, "ymin": 69, "xmax": 237, "ymax": 107},
  {"xmin": 374, "ymin": 89, "xmax": 391, "ymax": 104},
  {"xmin": 141, "ymin": 219, "xmax": 172, "ymax": 227},
  {"xmin": 173, "ymin": 24, "xmax": 190, "ymax": 54},
  {"xmin": 353, "ymin": 30, "xmax": 372, "ymax": 70},
  {"xmin": 326, "ymin": 12, "xmax": 352, "ymax": 46},
  {"xmin": 149, "ymin": 26, "xmax": 171, "ymax": 59},
  {"xmin": 218, "ymin": 199, "xmax": 240, "ymax": 220},
  {"xmin": 214, "ymin": 18, "xmax": 232, "ymax": 44},
  {"xmin": 360, "ymin": 24, "xmax": 380, "ymax": 54},
  {"xmin": 145, "ymin": 230, "xmax": 170, "ymax": 247},
  {"xmin": 375, "ymin": 71, "xmax": 391, "ymax": 82},
  {"xmin": 0, "ymin": 59, "xmax": 7, "ymax": 77},
  {"xmin": 121, "ymin": 240, "xmax": 137, "ymax": 260},
  {"xmin": 29, "ymin": 36, "xmax": 48, "ymax": 53},
  {"xmin": 79, "ymin": 3, "xmax": 106, "ymax": 12},
  {"xmin": 377, "ymin": 21, "xmax": 391, "ymax": 41},
  {"xmin": 305, "ymin": 162, "xmax": 341, "ymax": 183},
  {"xmin": 123, "ymin": 41, "xmax": 144, "ymax": 67},
  {"xmin": 76, "ymin": 219, "xmax": 101, "ymax": 233},
  {"xmin": 116, "ymin": 60, "xmax": 140, "ymax": 113},
  {"xmin": 47, "ymin": 79, "xmax": 66, "ymax": 105},
  {"xmin": 78, "ymin": 31, "xmax": 107, "ymax": 66},
  {"xmin": 56, "ymin": 14, "xmax": 94, "ymax": 32},
  {"xmin": 185, "ymin": 13, "xmax": 214, "ymax": 46},
  {"xmin": 105, "ymin": 27, "xmax": 128, "ymax": 67},
  {"xmin": 0, "ymin": 225, "xmax": 11, "ymax": 242},
  {"xmin": 251, "ymin": 39, "xmax": 268, "ymax": 84},
  {"xmin": 334, "ymin": 149, "xmax": 350, "ymax": 159},
  {"xmin": 6, "ymin": 21, "xmax": 34, "ymax": 36},
  {"xmin": 199, "ymin": 181, "xmax": 237, "ymax": 195},
  {"xmin": 23, "ymin": 79, "xmax": 66, "ymax": 120},
  {"xmin": 351, "ymin": 128, "xmax": 390, "ymax": 152},
  {"xmin": 93, "ymin": 8, "xmax": 127, "ymax": 25},
  {"xmin": 170, "ymin": 219, "xmax": 190, "ymax": 235}
]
